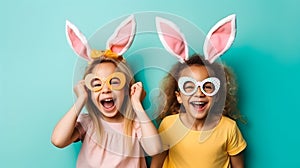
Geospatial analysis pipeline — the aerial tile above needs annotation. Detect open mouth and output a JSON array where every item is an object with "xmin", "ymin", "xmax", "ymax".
[
  {"xmin": 100, "ymin": 98, "xmax": 116, "ymax": 110},
  {"xmin": 190, "ymin": 101, "xmax": 207, "ymax": 111}
]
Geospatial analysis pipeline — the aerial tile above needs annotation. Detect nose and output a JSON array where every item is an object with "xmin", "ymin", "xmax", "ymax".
[
  {"xmin": 194, "ymin": 87, "xmax": 205, "ymax": 97},
  {"xmin": 101, "ymin": 83, "xmax": 112, "ymax": 94}
]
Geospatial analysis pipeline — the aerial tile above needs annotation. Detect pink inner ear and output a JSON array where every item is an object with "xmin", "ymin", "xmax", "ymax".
[
  {"xmin": 160, "ymin": 23, "xmax": 186, "ymax": 59},
  {"xmin": 109, "ymin": 20, "xmax": 133, "ymax": 54},
  {"xmin": 207, "ymin": 21, "xmax": 232, "ymax": 58},
  {"xmin": 67, "ymin": 27, "xmax": 88, "ymax": 59}
]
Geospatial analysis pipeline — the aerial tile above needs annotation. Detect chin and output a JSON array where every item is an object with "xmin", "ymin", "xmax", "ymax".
[
  {"xmin": 99, "ymin": 107, "xmax": 118, "ymax": 117},
  {"xmin": 102, "ymin": 112, "xmax": 118, "ymax": 118},
  {"xmin": 192, "ymin": 111, "xmax": 208, "ymax": 120}
]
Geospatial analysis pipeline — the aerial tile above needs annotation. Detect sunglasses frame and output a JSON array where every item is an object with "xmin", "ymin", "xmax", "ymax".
[
  {"xmin": 84, "ymin": 72, "xmax": 126, "ymax": 92},
  {"xmin": 178, "ymin": 76, "xmax": 220, "ymax": 96}
]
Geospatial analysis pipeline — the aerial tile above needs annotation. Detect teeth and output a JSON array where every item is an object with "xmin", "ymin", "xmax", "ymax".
[
  {"xmin": 103, "ymin": 98, "xmax": 113, "ymax": 102},
  {"xmin": 192, "ymin": 102, "xmax": 205, "ymax": 105}
]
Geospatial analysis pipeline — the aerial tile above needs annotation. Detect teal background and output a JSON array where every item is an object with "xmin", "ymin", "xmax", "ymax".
[{"xmin": 1, "ymin": 0, "xmax": 300, "ymax": 167}]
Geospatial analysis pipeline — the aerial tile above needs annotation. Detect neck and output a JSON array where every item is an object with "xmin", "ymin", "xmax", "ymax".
[
  {"xmin": 180, "ymin": 113, "xmax": 205, "ymax": 131},
  {"xmin": 180, "ymin": 113, "xmax": 221, "ymax": 131}
]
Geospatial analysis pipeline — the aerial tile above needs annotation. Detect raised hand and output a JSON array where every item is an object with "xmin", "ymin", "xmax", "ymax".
[
  {"xmin": 73, "ymin": 80, "xmax": 88, "ymax": 104},
  {"xmin": 130, "ymin": 82, "xmax": 146, "ymax": 102}
]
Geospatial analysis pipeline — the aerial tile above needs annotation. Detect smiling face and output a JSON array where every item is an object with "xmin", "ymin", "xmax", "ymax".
[
  {"xmin": 88, "ymin": 62, "xmax": 125, "ymax": 121},
  {"xmin": 176, "ymin": 65, "xmax": 215, "ymax": 121}
]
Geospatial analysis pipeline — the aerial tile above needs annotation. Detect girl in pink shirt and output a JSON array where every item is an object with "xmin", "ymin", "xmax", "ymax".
[{"xmin": 51, "ymin": 15, "xmax": 162, "ymax": 168}]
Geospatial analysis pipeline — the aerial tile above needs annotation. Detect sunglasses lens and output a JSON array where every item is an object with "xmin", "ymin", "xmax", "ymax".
[
  {"xmin": 202, "ymin": 82, "xmax": 215, "ymax": 94},
  {"xmin": 182, "ymin": 81, "xmax": 196, "ymax": 94},
  {"xmin": 110, "ymin": 77, "xmax": 122, "ymax": 89},
  {"xmin": 108, "ymin": 72, "xmax": 126, "ymax": 90},
  {"xmin": 178, "ymin": 77, "xmax": 196, "ymax": 95},
  {"xmin": 85, "ymin": 74, "xmax": 102, "ymax": 92},
  {"xmin": 201, "ymin": 77, "xmax": 220, "ymax": 96},
  {"xmin": 90, "ymin": 78, "xmax": 102, "ymax": 92}
]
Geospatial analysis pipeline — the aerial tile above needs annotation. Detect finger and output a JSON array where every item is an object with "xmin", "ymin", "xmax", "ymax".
[
  {"xmin": 140, "ymin": 88, "xmax": 146, "ymax": 101},
  {"xmin": 76, "ymin": 80, "xmax": 84, "ymax": 87},
  {"xmin": 130, "ymin": 85, "xmax": 136, "ymax": 95},
  {"xmin": 136, "ymin": 81, "xmax": 142, "ymax": 87}
]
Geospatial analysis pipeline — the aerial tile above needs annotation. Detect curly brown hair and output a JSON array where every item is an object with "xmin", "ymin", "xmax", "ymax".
[{"xmin": 156, "ymin": 54, "xmax": 244, "ymax": 123}]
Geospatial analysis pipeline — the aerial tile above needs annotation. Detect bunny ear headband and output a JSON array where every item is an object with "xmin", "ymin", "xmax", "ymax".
[
  {"xmin": 66, "ymin": 15, "xmax": 136, "ymax": 62},
  {"xmin": 156, "ymin": 14, "xmax": 236, "ymax": 64}
]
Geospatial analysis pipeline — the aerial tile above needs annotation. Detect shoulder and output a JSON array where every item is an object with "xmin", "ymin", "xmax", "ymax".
[
  {"xmin": 77, "ymin": 113, "xmax": 92, "ymax": 128},
  {"xmin": 161, "ymin": 114, "xmax": 179, "ymax": 124},
  {"xmin": 219, "ymin": 116, "xmax": 245, "ymax": 138},
  {"xmin": 220, "ymin": 117, "xmax": 247, "ymax": 155},
  {"xmin": 221, "ymin": 116, "xmax": 236, "ymax": 126},
  {"xmin": 217, "ymin": 116, "xmax": 239, "ymax": 132},
  {"xmin": 159, "ymin": 114, "xmax": 179, "ymax": 131},
  {"xmin": 77, "ymin": 113, "xmax": 91, "ymax": 122}
]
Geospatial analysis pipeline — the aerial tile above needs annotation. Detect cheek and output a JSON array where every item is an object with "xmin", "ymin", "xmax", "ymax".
[
  {"xmin": 115, "ymin": 90, "xmax": 125, "ymax": 103},
  {"xmin": 181, "ymin": 95, "xmax": 190, "ymax": 102},
  {"xmin": 177, "ymin": 95, "xmax": 191, "ymax": 106},
  {"xmin": 207, "ymin": 96, "xmax": 214, "ymax": 103},
  {"xmin": 89, "ymin": 92, "xmax": 100, "ymax": 104}
]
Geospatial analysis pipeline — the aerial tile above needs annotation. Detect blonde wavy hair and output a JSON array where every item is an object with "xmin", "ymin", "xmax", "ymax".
[
  {"xmin": 156, "ymin": 54, "xmax": 244, "ymax": 123},
  {"xmin": 83, "ymin": 56, "xmax": 136, "ymax": 142}
]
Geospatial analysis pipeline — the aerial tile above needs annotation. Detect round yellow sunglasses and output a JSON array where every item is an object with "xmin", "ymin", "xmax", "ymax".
[{"xmin": 84, "ymin": 72, "xmax": 126, "ymax": 92}]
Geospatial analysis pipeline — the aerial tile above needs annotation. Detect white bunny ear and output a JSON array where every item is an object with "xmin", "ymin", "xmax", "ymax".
[
  {"xmin": 156, "ymin": 17, "xmax": 189, "ymax": 63},
  {"xmin": 106, "ymin": 15, "xmax": 136, "ymax": 55},
  {"xmin": 66, "ymin": 20, "xmax": 92, "ymax": 61},
  {"xmin": 203, "ymin": 14, "xmax": 236, "ymax": 63}
]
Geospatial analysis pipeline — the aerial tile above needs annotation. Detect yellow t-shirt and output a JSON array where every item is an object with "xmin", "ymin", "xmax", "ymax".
[{"xmin": 159, "ymin": 114, "xmax": 247, "ymax": 168}]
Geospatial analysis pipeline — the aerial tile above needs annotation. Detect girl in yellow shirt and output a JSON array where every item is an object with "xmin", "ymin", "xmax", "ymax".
[{"xmin": 151, "ymin": 15, "xmax": 247, "ymax": 168}]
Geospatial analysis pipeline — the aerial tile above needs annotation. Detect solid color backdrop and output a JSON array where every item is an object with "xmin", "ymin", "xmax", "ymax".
[{"xmin": 1, "ymin": 0, "xmax": 299, "ymax": 167}]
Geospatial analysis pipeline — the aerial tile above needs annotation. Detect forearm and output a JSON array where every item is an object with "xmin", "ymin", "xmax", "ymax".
[
  {"xmin": 132, "ymin": 101, "xmax": 162, "ymax": 156},
  {"xmin": 230, "ymin": 152, "xmax": 244, "ymax": 168},
  {"xmin": 139, "ymin": 122, "xmax": 162, "ymax": 156},
  {"xmin": 150, "ymin": 151, "xmax": 168, "ymax": 168},
  {"xmin": 51, "ymin": 97, "xmax": 85, "ymax": 148}
]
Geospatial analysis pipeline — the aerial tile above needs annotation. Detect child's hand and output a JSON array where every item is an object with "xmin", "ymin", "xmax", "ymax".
[
  {"xmin": 130, "ymin": 82, "xmax": 146, "ymax": 102},
  {"xmin": 73, "ymin": 80, "xmax": 88, "ymax": 102}
]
